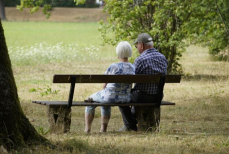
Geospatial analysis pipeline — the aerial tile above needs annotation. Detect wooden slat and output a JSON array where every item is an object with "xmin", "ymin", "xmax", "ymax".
[
  {"xmin": 32, "ymin": 101, "xmax": 175, "ymax": 106},
  {"xmin": 53, "ymin": 74, "xmax": 181, "ymax": 83}
]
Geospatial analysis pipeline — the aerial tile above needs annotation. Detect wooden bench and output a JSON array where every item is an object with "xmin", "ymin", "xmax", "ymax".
[{"xmin": 33, "ymin": 74, "xmax": 181, "ymax": 133}]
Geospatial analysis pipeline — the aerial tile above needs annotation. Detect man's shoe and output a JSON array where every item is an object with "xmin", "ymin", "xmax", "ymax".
[
  {"xmin": 118, "ymin": 125, "xmax": 137, "ymax": 132},
  {"xmin": 118, "ymin": 126, "xmax": 131, "ymax": 132}
]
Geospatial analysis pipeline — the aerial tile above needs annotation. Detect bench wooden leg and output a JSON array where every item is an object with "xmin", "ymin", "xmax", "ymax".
[
  {"xmin": 135, "ymin": 106, "xmax": 160, "ymax": 132},
  {"xmin": 47, "ymin": 106, "xmax": 71, "ymax": 134}
]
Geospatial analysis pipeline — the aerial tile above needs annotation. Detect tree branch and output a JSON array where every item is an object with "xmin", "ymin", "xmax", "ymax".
[{"xmin": 214, "ymin": 0, "xmax": 229, "ymax": 36}]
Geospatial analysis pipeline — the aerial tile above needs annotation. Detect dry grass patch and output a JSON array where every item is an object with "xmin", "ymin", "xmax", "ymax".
[{"xmin": 5, "ymin": 7, "xmax": 108, "ymax": 22}]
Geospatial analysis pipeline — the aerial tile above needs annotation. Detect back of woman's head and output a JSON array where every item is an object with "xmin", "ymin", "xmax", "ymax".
[{"xmin": 116, "ymin": 41, "xmax": 132, "ymax": 58}]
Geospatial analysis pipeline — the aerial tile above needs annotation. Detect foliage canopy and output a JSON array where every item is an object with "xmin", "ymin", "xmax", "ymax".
[
  {"xmin": 185, "ymin": 0, "xmax": 229, "ymax": 61},
  {"xmin": 98, "ymin": 0, "xmax": 229, "ymax": 72}
]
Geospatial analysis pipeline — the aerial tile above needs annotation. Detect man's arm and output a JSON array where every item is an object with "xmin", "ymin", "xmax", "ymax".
[{"xmin": 134, "ymin": 58, "xmax": 144, "ymax": 74}]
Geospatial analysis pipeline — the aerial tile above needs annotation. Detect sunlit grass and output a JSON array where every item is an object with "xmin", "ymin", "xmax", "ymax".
[
  {"xmin": 3, "ymin": 21, "xmax": 104, "ymax": 46},
  {"xmin": 181, "ymin": 45, "xmax": 229, "ymax": 76},
  {"xmin": 8, "ymin": 42, "xmax": 103, "ymax": 66},
  {"xmin": 3, "ymin": 21, "xmax": 229, "ymax": 153}
]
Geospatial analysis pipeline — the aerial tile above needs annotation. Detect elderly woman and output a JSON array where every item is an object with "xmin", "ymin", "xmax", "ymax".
[{"xmin": 85, "ymin": 41, "xmax": 135, "ymax": 133}]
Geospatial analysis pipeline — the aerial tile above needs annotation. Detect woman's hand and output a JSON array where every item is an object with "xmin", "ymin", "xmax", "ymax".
[{"xmin": 103, "ymin": 83, "xmax": 107, "ymax": 89}]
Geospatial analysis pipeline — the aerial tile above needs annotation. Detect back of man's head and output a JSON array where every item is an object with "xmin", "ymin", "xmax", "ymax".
[
  {"xmin": 134, "ymin": 33, "xmax": 154, "ymax": 49},
  {"xmin": 143, "ymin": 41, "xmax": 153, "ymax": 49}
]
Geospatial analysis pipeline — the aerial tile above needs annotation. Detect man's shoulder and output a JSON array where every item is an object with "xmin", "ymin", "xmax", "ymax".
[
  {"xmin": 135, "ymin": 55, "xmax": 145, "ymax": 64},
  {"xmin": 136, "ymin": 48, "xmax": 163, "ymax": 59},
  {"xmin": 149, "ymin": 48, "xmax": 167, "ymax": 59},
  {"xmin": 134, "ymin": 50, "xmax": 152, "ymax": 64}
]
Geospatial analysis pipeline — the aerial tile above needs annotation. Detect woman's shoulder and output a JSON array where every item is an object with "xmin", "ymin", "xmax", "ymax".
[
  {"xmin": 117, "ymin": 62, "xmax": 134, "ymax": 66},
  {"xmin": 108, "ymin": 62, "xmax": 128, "ymax": 67},
  {"xmin": 107, "ymin": 62, "xmax": 134, "ymax": 71},
  {"xmin": 106, "ymin": 63, "xmax": 119, "ymax": 73},
  {"xmin": 108, "ymin": 63, "xmax": 119, "ymax": 69}
]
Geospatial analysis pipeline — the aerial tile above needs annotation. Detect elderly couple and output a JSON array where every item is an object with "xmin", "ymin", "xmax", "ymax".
[{"xmin": 85, "ymin": 33, "xmax": 168, "ymax": 133}]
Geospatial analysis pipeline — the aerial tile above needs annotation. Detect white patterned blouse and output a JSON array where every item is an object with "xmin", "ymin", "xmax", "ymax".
[{"xmin": 100, "ymin": 62, "xmax": 135, "ymax": 103}]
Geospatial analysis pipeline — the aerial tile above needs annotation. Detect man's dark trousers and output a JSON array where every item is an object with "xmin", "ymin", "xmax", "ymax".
[{"xmin": 119, "ymin": 90, "xmax": 159, "ymax": 131}]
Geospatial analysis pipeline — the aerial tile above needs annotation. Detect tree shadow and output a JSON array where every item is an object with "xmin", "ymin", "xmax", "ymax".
[{"xmin": 183, "ymin": 74, "xmax": 228, "ymax": 81}]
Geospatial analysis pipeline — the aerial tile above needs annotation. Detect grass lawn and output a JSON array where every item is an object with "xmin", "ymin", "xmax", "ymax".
[
  {"xmin": 3, "ymin": 21, "xmax": 105, "ymax": 46},
  {"xmin": 2, "ymin": 21, "xmax": 229, "ymax": 153}
]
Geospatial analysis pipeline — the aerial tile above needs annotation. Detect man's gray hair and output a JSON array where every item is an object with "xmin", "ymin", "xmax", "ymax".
[
  {"xmin": 143, "ymin": 41, "xmax": 154, "ymax": 47},
  {"xmin": 116, "ymin": 41, "xmax": 132, "ymax": 58}
]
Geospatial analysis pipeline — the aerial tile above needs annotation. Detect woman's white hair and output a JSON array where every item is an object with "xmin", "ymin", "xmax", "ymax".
[{"xmin": 116, "ymin": 41, "xmax": 132, "ymax": 58}]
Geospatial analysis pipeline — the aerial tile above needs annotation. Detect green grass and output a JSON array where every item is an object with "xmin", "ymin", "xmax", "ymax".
[
  {"xmin": 3, "ymin": 21, "xmax": 229, "ymax": 153},
  {"xmin": 3, "ymin": 21, "xmax": 116, "ymax": 67},
  {"xmin": 3, "ymin": 21, "xmax": 104, "ymax": 46}
]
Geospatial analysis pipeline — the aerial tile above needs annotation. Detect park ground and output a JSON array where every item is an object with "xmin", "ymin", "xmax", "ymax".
[{"xmin": 1, "ymin": 7, "xmax": 229, "ymax": 153}]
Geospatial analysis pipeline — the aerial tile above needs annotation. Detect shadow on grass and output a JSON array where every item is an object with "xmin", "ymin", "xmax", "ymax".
[
  {"xmin": 57, "ymin": 139, "xmax": 93, "ymax": 153},
  {"xmin": 183, "ymin": 74, "xmax": 228, "ymax": 81},
  {"xmin": 15, "ymin": 139, "xmax": 93, "ymax": 153}
]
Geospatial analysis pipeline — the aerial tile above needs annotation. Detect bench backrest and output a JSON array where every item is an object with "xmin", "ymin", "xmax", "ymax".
[
  {"xmin": 53, "ymin": 74, "xmax": 181, "ymax": 83},
  {"xmin": 53, "ymin": 74, "xmax": 181, "ymax": 108}
]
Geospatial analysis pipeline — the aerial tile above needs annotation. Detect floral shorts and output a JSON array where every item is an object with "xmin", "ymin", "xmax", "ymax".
[{"xmin": 85, "ymin": 91, "xmax": 111, "ymax": 116}]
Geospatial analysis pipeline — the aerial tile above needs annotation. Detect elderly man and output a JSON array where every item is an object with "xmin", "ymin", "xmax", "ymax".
[{"xmin": 119, "ymin": 33, "xmax": 168, "ymax": 131}]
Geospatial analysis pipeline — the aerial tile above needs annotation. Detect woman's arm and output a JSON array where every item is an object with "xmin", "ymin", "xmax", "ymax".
[{"xmin": 103, "ymin": 83, "xmax": 107, "ymax": 89}]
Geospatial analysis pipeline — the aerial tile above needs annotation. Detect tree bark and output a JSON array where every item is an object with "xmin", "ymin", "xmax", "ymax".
[
  {"xmin": 85, "ymin": 0, "xmax": 96, "ymax": 7},
  {"xmin": 0, "ymin": 19, "xmax": 47, "ymax": 150},
  {"xmin": 0, "ymin": 0, "xmax": 6, "ymax": 20}
]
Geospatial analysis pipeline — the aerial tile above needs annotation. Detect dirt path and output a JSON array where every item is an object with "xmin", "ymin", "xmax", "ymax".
[{"xmin": 5, "ymin": 7, "xmax": 108, "ymax": 22}]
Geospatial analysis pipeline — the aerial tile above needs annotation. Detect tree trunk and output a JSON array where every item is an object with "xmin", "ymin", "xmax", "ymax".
[
  {"xmin": 85, "ymin": 0, "xmax": 96, "ymax": 7},
  {"xmin": 0, "ymin": 0, "xmax": 6, "ymax": 20},
  {"xmin": 0, "ymin": 19, "xmax": 47, "ymax": 150}
]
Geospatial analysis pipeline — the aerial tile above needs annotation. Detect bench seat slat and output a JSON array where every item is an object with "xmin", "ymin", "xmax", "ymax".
[
  {"xmin": 53, "ymin": 74, "xmax": 181, "ymax": 83},
  {"xmin": 32, "ymin": 101, "xmax": 175, "ymax": 106}
]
